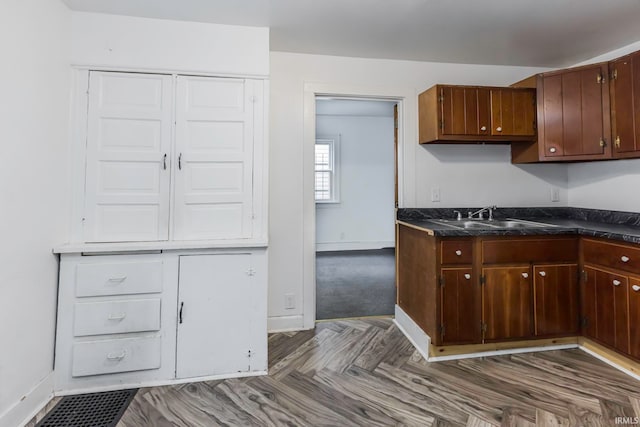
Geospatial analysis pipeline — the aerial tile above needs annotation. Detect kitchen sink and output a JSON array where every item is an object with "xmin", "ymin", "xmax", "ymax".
[{"xmin": 429, "ymin": 218, "xmax": 556, "ymax": 230}]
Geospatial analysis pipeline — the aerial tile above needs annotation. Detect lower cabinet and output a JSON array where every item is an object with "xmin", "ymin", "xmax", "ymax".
[
  {"xmin": 629, "ymin": 278, "xmax": 640, "ymax": 359},
  {"xmin": 54, "ymin": 248, "xmax": 267, "ymax": 394},
  {"xmin": 482, "ymin": 266, "xmax": 532, "ymax": 341},
  {"xmin": 440, "ymin": 268, "xmax": 479, "ymax": 344},
  {"xmin": 533, "ymin": 264, "xmax": 579, "ymax": 336}
]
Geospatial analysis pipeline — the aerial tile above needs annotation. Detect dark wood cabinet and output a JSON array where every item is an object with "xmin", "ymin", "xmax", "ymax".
[
  {"xmin": 419, "ymin": 85, "xmax": 536, "ymax": 144},
  {"xmin": 610, "ymin": 51, "xmax": 640, "ymax": 158},
  {"xmin": 533, "ymin": 264, "xmax": 579, "ymax": 336},
  {"xmin": 440, "ymin": 268, "xmax": 479, "ymax": 344},
  {"xmin": 512, "ymin": 63, "xmax": 612, "ymax": 163},
  {"xmin": 629, "ymin": 278, "xmax": 640, "ymax": 359},
  {"xmin": 482, "ymin": 266, "xmax": 532, "ymax": 341}
]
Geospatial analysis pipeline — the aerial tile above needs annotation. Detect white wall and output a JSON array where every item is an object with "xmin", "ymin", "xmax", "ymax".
[
  {"xmin": 70, "ymin": 12, "xmax": 269, "ymax": 76},
  {"xmin": 568, "ymin": 38, "xmax": 640, "ymax": 212},
  {"xmin": 268, "ymin": 51, "xmax": 560, "ymax": 330},
  {"xmin": 315, "ymin": 102, "xmax": 396, "ymax": 251},
  {"xmin": 0, "ymin": 1, "xmax": 70, "ymax": 426}
]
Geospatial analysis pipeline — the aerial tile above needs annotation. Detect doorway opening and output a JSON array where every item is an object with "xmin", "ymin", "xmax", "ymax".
[{"xmin": 314, "ymin": 97, "xmax": 398, "ymax": 320}]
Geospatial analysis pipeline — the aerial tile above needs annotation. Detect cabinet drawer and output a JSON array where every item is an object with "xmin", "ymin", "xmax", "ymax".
[
  {"xmin": 72, "ymin": 336, "xmax": 161, "ymax": 377},
  {"xmin": 482, "ymin": 238, "xmax": 577, "ymax": 264},
  {"xmin": 75, "ymin": 260, "xmax": 163, "ymax": 297},
  {"xmin": 583, "ymin": 239, "xmax": 640, "ymax": 274},
  {"xmin": 73, "ymin": 299, "xmax": 161, "ymax": 337},
  {"xmin": 441, "ymin": 240, "xmax": 473, "ymax": 264}
]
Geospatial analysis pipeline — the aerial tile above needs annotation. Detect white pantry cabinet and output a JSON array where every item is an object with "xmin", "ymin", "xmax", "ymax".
[
  {"xmin": 53, "ymin": 248, "xmax": 267, "ymax": 394},
  {"xmin": 81, "ymin": 71, "xmax": 265, "ymax": 244}
]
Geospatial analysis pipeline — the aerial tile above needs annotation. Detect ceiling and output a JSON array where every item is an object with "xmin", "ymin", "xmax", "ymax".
[{"xmin": 61, "ymin": 0, "xmax": 640, "ymax": 67}]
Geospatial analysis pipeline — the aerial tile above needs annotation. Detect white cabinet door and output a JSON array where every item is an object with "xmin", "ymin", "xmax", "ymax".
[
  {"xmin": 176, "ymin": 254, "xmax": 253, "ymax": 379},
  {"xmin": 84, "ymin": 71, "xmax": 173, "ymax": 242},
  {"xmin": 173, "ymin": 77, "xmax": 256, "ymax": 240}
]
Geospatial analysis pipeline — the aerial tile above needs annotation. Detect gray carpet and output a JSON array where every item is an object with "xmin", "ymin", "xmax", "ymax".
[{"xmin": 316, "ymin": 248, "xmax": 396, "ymax": 320}]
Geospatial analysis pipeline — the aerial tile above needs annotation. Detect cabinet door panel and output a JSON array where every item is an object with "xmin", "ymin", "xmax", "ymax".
[
  {"xmin": 629, "ymin": 278, "xmax": 640, "ymax": 358},
  {"xmin": 176, "ymin": 254, "xmax": 253, "ymax": 379},
  {"xmin": 483, "ymin": 266, "xmax": 532, "ymax": 341},
  {"xmin": 590, "ymin": 268, "xmax": 628, "ymax": 351},
  {"xmin": 611, "ymin": 53, "xmax": 640, "ymax": 156},
  {"xmin": 582, "ymin": 267, "xmax": 597, "ymax": 339},
  {"xmin": 533, "ymin": 264, "xmax": 578, "ymax": 336},
  {"xmin": 441, "ymin": 86, "xmax": 467, "ymax": 135},
  {"xmin": 84, "ymin": 71, "xmax": 173, "ymax": 242},
  {"xmin": 174, "ymin": 76, "xmax": 256, "ymax": 240},
  {"xmin": 441, "ymin": 268, "xmax": 479, "ymax": 344},
  {"xmin": 542, "ymin": 74, "xmax": 564, "ymax": 157}
]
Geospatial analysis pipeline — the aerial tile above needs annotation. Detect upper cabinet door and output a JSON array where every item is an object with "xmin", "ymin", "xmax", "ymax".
[
  {"xmin": 490, "ymin": 89, "xmax": 536, "ymax": 136},
  {"xmin": 173, "ymin": 77, "xmax": 257, "ymax": 241},
  {"xmin": 539, "ymin": 64, "xmax": 611, "ymax": 160},
  {"xmin": 610, "ymin": 52, "xmax": 640, "ymax": 158},
  {"xmin": 440, "ymin": 86, "xmax": 490, "ymax": 137},
  {"xmin": 84, "ymin": 72, "xmax": 173, "ymax": 242}
]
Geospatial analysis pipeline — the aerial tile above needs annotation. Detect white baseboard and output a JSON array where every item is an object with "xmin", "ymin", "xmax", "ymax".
[
  {"xmin": 393, "ymin": 305, "xmax": 430, "ymax": 362},
  {"xmin": 267, "ymin": 315, "xmax": 310, "ymax": 332},
  {"xmin": 316, "ymin": 241, "xmax": 395, "ymax": 252},
  {"xmin": 0, "ymin": 373, "xmax": 54, "ymax": 427}
]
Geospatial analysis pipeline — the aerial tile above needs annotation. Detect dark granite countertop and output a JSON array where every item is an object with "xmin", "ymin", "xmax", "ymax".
[{"xmin": 397, "ymin": 207, "xmax": 640, "ymax": 245}]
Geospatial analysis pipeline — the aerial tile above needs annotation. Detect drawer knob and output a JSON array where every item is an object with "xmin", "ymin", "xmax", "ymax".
[
  {"xmin": 496, "ymin": 126, "xmax": 502, "ymax": 132},
  {"xmin": 549, "ymin": 147, "xmax": 557, "ymax": 153},
  {"xmin": 107, "ymin": 276, "xmax": 127, "ymax": 283},
  {"xmin": 107, "ymin": 313, "xmax": 127, "ymax": 321},
  {"xmin": 522, "ymin": 272, "xmax": 529, "ymax": 279},
  {"xmin": 538, "ymin": 271, "xmax": 546, "ymax": 277},
  {"xmin": 106, "ymin": 350, "xmax": 127, "ymax": 361},
  {"xmin": 455, "ymin": 250, "xmax": 462, "ymax": 256},
  {"xmin": 480, "ymin": 126, "xmax": 487, "ymax": 131},
  {"xmin": 613, "ymin": 279, "xmax": 622, "ymax": 286},
  {"xmin": 464, "ymin": 274, "xmax": 471, "ymax": 280},
  {"xmin": 633, "ymin": 285, "xmax": 640, "ymax": 292},
  {"xmin": 621, "ymin": 256, "xmax": 630, "ymax": 263}
]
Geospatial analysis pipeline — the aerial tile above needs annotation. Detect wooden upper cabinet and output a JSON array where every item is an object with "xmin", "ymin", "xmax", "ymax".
[
  {"xmin": 610, "ymin": 51, "xmax": 640, "ymax": 158},
  {"xmin": 539, "ymin": 64, "xmax": 611, "ymax": 160},
  {"xmin": 490, "ymin": 88, "xmax": 536, "ymax": 137},
  {"xmin": 419, "ymin": 84, "xmax": 536, "ymax": 144}
]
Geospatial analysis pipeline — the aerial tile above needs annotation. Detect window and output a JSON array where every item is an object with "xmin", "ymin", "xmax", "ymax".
[{"xmin": 315, "ymin": 137, "xmax": 339, "ymax": 203}]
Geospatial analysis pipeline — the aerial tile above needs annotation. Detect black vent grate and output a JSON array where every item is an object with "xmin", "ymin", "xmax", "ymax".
[{"xmin": 36, "ymin": 389, "xmax": 137, "ymax": 427}]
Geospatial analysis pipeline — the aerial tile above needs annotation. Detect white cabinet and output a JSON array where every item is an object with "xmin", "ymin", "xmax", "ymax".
[
  {"xmin": 54, "ymin": 248, "xmax": 267, "ymax": 394},
  {"xmin": 176, "ymin": 254, "xmax": 256, "ymax": 379},
  {"xmin": 81, "ymin": 71, "xmax": 265, "ymax": 244}
]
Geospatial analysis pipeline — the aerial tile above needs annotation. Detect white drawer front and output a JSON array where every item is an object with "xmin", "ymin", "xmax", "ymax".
[
  {"xmin": 76, "ymin": 260, "xmax": 163, "ymax": 297},
  {"xmin": 73, "ymin": 299, "xmax": 161, "ymax": 337},
  {"xmin": 72, "ymin": 336, "xmax": 161, "ymax": 377}
]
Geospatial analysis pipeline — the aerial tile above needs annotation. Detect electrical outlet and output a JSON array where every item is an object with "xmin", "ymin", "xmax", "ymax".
[
  {"xmin": 284, "ymin": 293, "xmax": 295, "ymax": 310},
  {"xmin": 551, "ymin": 187, "xmax": 560, "ymax": 202},
  {"xmin": 431, "ymin": 187, "xmax": 441, "ymax": 202}
]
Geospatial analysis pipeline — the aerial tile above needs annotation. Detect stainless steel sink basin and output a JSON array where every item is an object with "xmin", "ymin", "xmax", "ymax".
[{"xmin": 429, "ymin": 218, "xmax": 556, "ymax": 230}]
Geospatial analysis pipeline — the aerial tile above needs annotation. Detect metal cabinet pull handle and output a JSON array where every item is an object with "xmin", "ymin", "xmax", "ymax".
[
  {"xmin": 613, "ymin": 279, "xmax": 621, "ymax": 286},
  {"xmin": 455, "ymin": 250, "xmax": 462, "ymax": 256},
  {"xmin": 621, "ymin": 256, "xmax": 630, "ymax": 263},
  {"xmin": 464, "ymin": 274, "xmax": 471, "ymax": 280},
  {"xmin": 179, "ymin": 302, "xmax": 184, "ymax": 324},
  {"xmin": 539, "ymin": 271, "xmax": 546, "ymax": 277},
  {"xmin": 107, "ymin": 313, "xmax": 126, "ymax": 321},
  {"xmin": 107, "ymin": 276, "xmax": 127, "ymax": 283},
  {"xmin": 106, "ymin": 350, "xmax": 127, "ymax": 361},
  {"xmin": 633, "ymin": 285, "xmax": 640, "ymax": 292},
  {"xmin": 163, "ymin": 153, "xmax": 167, "ymax": 170},
  {"xmin": 178, "ymin": 153, "xmax": 182, "ymax": 170},
  {"xmin": 522, "ymin": 272, "xmax": 529, "ymax": 278}
]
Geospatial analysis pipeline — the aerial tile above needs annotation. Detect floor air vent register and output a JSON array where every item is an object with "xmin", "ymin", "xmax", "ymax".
[{"xmin": 36, "ymin": 389, "xmax": 137, "ymax": 427}]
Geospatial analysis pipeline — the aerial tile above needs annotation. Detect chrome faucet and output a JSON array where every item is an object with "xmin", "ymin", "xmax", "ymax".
[
  {"xmin": 468, "ymin": 205, "xmax": 497, "ymax": 220},
  {"xmin": 453, "ymin": 210, "xmax": 462, "ymax": 220}
]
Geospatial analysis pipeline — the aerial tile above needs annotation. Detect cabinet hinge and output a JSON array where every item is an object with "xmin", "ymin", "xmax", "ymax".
[
  {"xmin": 479, "ymin": 275, "xmax": 485, "ymax": 285},
  {"xmin": 599, "ymin": 138, "xmax": 607, "ymax": 148},
  {"xmin": 439, "ymin": 324, "xmax": 446, "ymax": 337},
  {"xmin": 438, "ymin": 275, "xmax": 445, "ymax": 287},
  {"xmin": 615, "ymin": 136, "xmax": 621, "ymax": 148},
  {"xmin": 480, "ymin": 322, "xmax": 487, "ymax": 340},
  {"xmin": 582, "ymin": 270, "xmax": 588, "ymax": 283},
  {"xmin": 611, "ymin": 69, "xmax": 618, "ymax": 81},
  {"xmin": 580, "ymin": 317, "xmax": 588, "ymax": 328},
  {"xmin": 246, "ymin": 267, "xmax": 256, "ymax": 276},
  {"xmin": 439, "ymin": 119, "xmax": 444, "ymax": 131},
  {"xmin": 597, "ymin": 73, "xmax": 605, "ymax": 84}
]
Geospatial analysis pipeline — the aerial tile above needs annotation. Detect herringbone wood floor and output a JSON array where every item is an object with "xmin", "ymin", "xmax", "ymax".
[{"xmin": 115, "ymin": 318, "xmax": 640, "ymax": 426}]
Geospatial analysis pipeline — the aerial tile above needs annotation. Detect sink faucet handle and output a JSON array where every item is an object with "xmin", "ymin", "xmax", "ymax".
[{"xmin": 453, "ymin": 210, "xmax": 462, "ymax": 220}]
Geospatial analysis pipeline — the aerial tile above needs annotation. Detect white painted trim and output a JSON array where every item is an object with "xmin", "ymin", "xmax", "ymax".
[
  {"xmin": 70, "ymin": 64, "xmax": 269, "ymax": 80},
  {"xmin": 427, "ymin": 344, "xmax": 579, "ymax": 362},
  {"xmin": 579, "ymin": 346, "xmax": 640, "ymax": 382},
  {"xmin": 393, "ymin": 305, "xmax": 430, "ymax": 362},
  {"xmin": 267, "ymin": 315, "xmax": 310, "ymax": 333},
  {"xmin": 54, "ymin": 370, "xmax": 267, "ymax": 398},
  {"xmin": 303, "ymin": 83, "xmax": 407, "ymax": 330},
  {"xmin": 0, "ymin": 373, "xmax": 54, "ymax": 427},
  {"xmin": 54, "ymin": 240, "xmax": 268, "ymax": 254},
  {"xmin": 316, "ymin": 241, "xmax": 395, "ymax": 252},
  {"xmin": 69, "ymin": 69, "xmax": 90, "ymax": 243}
]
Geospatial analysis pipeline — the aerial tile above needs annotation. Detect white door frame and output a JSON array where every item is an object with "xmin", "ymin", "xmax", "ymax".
[{"xmin": 302, "ymin": 82, "xmax": 407, "ymax": 329}]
